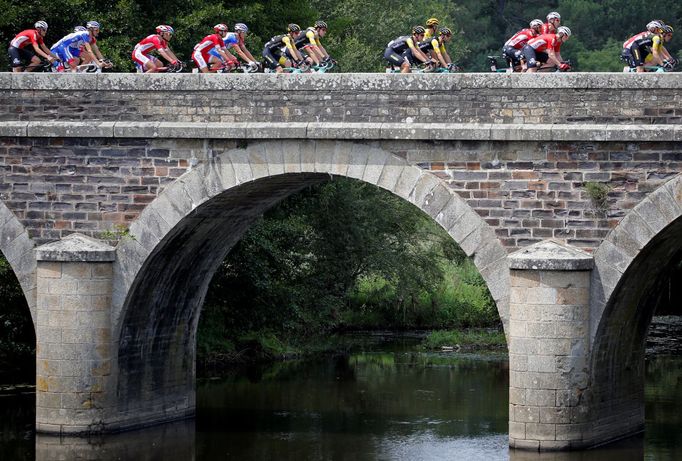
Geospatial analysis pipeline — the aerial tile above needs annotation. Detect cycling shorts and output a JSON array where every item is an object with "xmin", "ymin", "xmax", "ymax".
[
  {"xmin": 8, "ymin": 46, "xmax": 34, "ymax": 67},
  {"xmin": 383, "ymin": 48, "xmax": 406, "ymax": 66},
  {"xmin": 51, "ymin": 45, "xmax": 80, "ymax": 63},
  {"xmin": 262, "ymin": 47, "xmax": 286, "ymax": 69},
  {"xmin": 208, "ymin": 48, "xmax": 238, "ymax": 63},
  {"xmin": 502, "ymin": 45, "xmax": 522, "ymax": 66},
  {"xmin": 520, "ymin": 45, "xmax": 548, "ymax": 68},
  {"xmin": 621, "ymin": 46, "xmax": 645, "ymax": 68}
]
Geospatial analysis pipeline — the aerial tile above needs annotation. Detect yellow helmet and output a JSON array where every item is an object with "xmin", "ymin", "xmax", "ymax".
[{"xmin": 426, "ymin": 18, "xmax": 439, "ymax": 27}]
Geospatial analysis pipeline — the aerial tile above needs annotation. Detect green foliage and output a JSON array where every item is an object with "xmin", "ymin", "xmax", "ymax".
[
  {"xmin": 421, "ymin": 328, "xmax": 507, "ymax": 350},
  {"xmin": 199, "ymin": 177, "xmax": 499, "ymax": 363},
  {"xmin": 0, "ymin": 254, "xmax": 33, "ymax": 383},
  {"xmin": 584, "ymin": 181, "xmax": 611, "ymax": 211},
  {"xmin": 2, "ymin": 0, "xmax": 678, "ymax": 71}
]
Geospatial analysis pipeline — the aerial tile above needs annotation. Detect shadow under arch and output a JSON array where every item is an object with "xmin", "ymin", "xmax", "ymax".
[
  {"xmin": 112, "ymin": 140, "xmax": 510, "ymax": 428},
  {"xmin": 0, "ymin": 200, "xmax": 37, "ymax": 324},
  {"xmin": 588, "ymin": 174, "xmax": 682, "ymax": 441}
]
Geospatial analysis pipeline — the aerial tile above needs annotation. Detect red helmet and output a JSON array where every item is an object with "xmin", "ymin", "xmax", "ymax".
[{"xmin": 214, "ymin": 23, "xmax": 228, "ymax": 32}]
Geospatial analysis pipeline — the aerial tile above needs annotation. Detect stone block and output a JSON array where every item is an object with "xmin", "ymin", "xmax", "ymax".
[
  {"xmin": 392, "ymin": 167, "xmax": 422, "ymax": 201},
  {"xmin": 509, "ymin": 353, "xmax": 528, "ymax": 372},
  {"xmin": 346, "ymin": 144, "xmax": 368, "ymax": 179},
  {"xmin": 246, "ymin": 122, "xmax": 307, "ymax": 139},
  {"xmin": 264, "ymin": 141, "xmax": 285, "ymax": 176},
  {"xmin": 514, "ymin": 405, "xmax": 540, "ymax": 423},
  {"xmin": 113, "ymin": 121, "xmax": 161, "ymax": 138},
  {"xmin": 525, "ymin": 422, "xmax": 557, "ymax": 441},
  {"xmin": 0, "ymin": 121, "xmax": 28, "ymax": 136},
  {"xmin": 509, "ymin": 421, "xmax": 526, "ymax": 439},
  {"xmin": 205, "ymin": 123, "xmax": 248, "ymax": 138},
  {"xmin": 362, "ymin": 148, "xmax": 388, "ymax": 184},
  {"xmin": 539, "ymin": 271, "xmax": 590, "ymax": 289},
  {"xmin": 314, "ymin": 140, "xmax": 336, "ymax": 174},
  {"xmin": 329, "ymin": 142, "xmax": 352, "ymax": 177},
  {"xmin": 526, "ymin": 389, "xmax": 556, "ymax": 407},
  {"xmin": 527, "ymin": 355, "xmax": 557, "ymax": 373},
  {"xmin": 556, "ymin": 287, "xmax": 589, "ymax": 305}
]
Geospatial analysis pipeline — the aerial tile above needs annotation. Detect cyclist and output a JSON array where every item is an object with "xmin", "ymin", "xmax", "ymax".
[
  {"xmin": 208, "ymin": 23, "xmax": 259, "ymax": 72},
  {"xmin": 262, "ymin": 24, "xmax": 303, "ymax": 73},
  {"xmin": 424, "ymin": 18, "xmax": 439, "ymax": 40},
  {"xmin": 132, "ymin": 25, "xmax": 180, "ymax": 73},
  {"xmin": 542, "ymin": 12, "xmax": 561, "ymax": 34},
  {"xmin": 8, "ymin": 21, "xmax": 59, "ymax": 72},
  {"xmin": 292, "ymin": 21, "xmax": 330, "ymax": 67},
  {"xmin": 50, "ymin": 21, "xmax": 107, "ymax": 72},
  {"xmin": 502, "ymin": 19, "xmax": 543, "ymax": 69},
  {"xmin": 416, "ymin": 27, "xmax": 454, "ymax": 70},
  {"xmin": 78, "ymin": 21, "xmax": 113, "ymax": 70},
  {"xmin": 621, "ymin": 21, "xmax": 665, "ymax": 72},
  {"xmin": 656, "ymin": 25, "xmax": 677, "ymax": 69},
  {"xmin": 521, "ymin": 26, "xmax": 572, "ymax": 72},
  {"xmin": 192, "ymin": 24, "xmax": 234, "ymax": 73},
  {"xmin": 384, "ymin": 26, "xmax": 432, "ymax": 73}
]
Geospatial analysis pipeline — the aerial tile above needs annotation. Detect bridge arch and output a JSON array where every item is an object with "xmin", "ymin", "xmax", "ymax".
[
  {"xmin": 111, "ymin": 139, "xmax": 509, "ymax": 427},
  {"xmin": 589, "ymin": 173, "xmax": 682, "ymax": 440},
  {"xmin": 0, "ymin": 200, "xmax": 37, "ymax": 323}
]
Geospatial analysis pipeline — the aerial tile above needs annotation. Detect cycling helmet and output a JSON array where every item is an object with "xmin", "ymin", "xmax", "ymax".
[
  {"xmin": 213, "ymin": 23, "xmax": 228, "ymax": 32},
  {"xmin": 412, "ymin": 25, "xmax": 426, "ymax": 35},
  {"xmin": 646, "ymin": 20, "xmax": 663, "ymax": 32},
  {"xmin": 530, "ymin": 19, "xmax": 543, "ymax": 29},
  {"xmin": 439, "ymin": 27, "xmax": 452, "ymax": 36},
  {"xmin": 315, "ymin": 20, "xmax": 328, "ymax": 29},
  {"xmin": 557, "ymin": 26, "xmax": 571, "ymax": 37},
  {"xmin": 426, "ymin": 18, "xmax": 439, "ymax": 27},
  {"xmin": 547, "ymin": 12, "xmax": 561, "ymax": 21},
  {"xmin": 661, "ymin": 24, "xmax": 674, "ymax": 33},
  {"xmin": 86, "ymin": 21, "xmax": 101, "ymax": 29},
  {"xmin": 74, "ymin": 26, "xmax": 87, "ymax": 32},
  {"xmin": 234, "ymin": 23, "xmax": 248, "ymax": 33},
  {"xmin": 156, "ymin": 25, "xmax": 174, "ymax": 34},
  {"xmin": 34, "ymin": 21, "xmax": 48, "ymax": 30},
  {"xmin": 288, "ymin": 23, "xmax": 301, "ymax": 33}
]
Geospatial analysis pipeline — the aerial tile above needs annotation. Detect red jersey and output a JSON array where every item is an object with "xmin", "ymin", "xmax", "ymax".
[
  {"xmin": 193, "ymin": 33, "xmax": 223, "ymax": 58},
  {"xmin": 10, "ymin": 29, "xmax": 44, "ymax": 49},
  {"xmin": 527, "ymin": 33, "xmax": 562, "ymax": 53},
  {"xmin": 134, "ymin": 34, "xmax": 168, "ymax": 56},
  {"xmin": 541, "ymin": 23, "xmax": 556, "ymax": 35},
  {"xmin": 504, "ymin": 28, "xmax": 537, "ymax": 49},
  {"xmin": 623, "ymin": 31, "xmax": 649, "ymax": 49}
]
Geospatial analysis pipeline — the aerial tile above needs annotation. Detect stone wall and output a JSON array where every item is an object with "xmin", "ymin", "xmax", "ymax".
[
  {"xmin": 0, "ymin": 73, "xmax": 681, "ymax": 124},
  {"xmin": 1, "ymin": 135, "xmax": 679, "ymax": 251}
]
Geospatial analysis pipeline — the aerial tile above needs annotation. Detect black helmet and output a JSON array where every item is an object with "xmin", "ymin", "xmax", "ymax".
[
  {"xmin": 439, "ymin": 27, "xmax": 452, "ymax": 36},
  {"xmin": 315, "ymin": 20, "xmax": 328, "ymax": 29},
  {"xmin": 288, "ymin": 23, "xmax": 301, "ymax": 33},
  {"xmin": 412, "ymin": 25, "xmax": 426, "ymax": 35}
]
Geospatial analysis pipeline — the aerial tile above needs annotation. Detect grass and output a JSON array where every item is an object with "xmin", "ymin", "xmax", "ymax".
[{"xmin": 421, "ymin": 329, "xmax": 507, "ymax": 351}]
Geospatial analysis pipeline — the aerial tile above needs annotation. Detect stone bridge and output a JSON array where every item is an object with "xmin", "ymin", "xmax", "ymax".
[{"xmin": 0, "ymin": 73, "xmax": 680, "ymax": 451}]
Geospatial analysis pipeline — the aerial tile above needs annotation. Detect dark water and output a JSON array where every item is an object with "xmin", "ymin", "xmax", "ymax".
[{"xmin": 2, "ymin": 338, "xmax": 681, "ymax": 460}]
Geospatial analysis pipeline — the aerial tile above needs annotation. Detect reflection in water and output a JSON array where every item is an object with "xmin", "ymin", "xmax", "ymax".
[
  {"xmin": 2, "ymin": 341, "xmax": 682, "ymax": 460},
  {"xmin": 35, "ymin": 419, "xmax": 195, "ymax": 461}
]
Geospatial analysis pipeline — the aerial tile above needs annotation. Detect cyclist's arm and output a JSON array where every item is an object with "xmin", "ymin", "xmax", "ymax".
[
  {"xmin": 158, "ymin": 48, "xmax": 177, "ymax": 64},
  {"xmin": 431, "ymin": 39, "xmax": 448, "ymax": 67},
  {"xmin": 89, "ymin": 42, "xmax": 105, "ymax": 61},
  {"xmin": 36, "ymin": 42, "xmax": 56, "ymax": 61},
  {"xmin": 547, "ymin": 49, "xmax": 563, "ymax": 67},
  {"xmin": 650, "ymin": 37, "xmax": 665, "ymax": 65},
  {"xmin": 283, "ymin": 36, "xmax": 303, "ymax": 62},
  {"xmin": 238, "ymin": 45, "xmax": 258, "ymax": 63},
  {"xmin": 231, "ymin": 44, "xmax": 251, "ymax": 63},
  {"xmin": 219, "ymin": 46, "xmax": 238, "ymax": 62},
  {"xmin": 440, "ymin": 44, "xmax": 452, "ymax": 64},
  {"xmin": 407, "ymin": 38, "xmax": 429, "ymax": 63},
  {"xmin": 317, "ymin": 42, "xmax": 330, "ymax": 58}
]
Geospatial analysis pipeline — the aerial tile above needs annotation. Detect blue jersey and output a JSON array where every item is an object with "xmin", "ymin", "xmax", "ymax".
[
  {"xmin": 223, "ymin": 33, "xmax": 240, "ymax": 48},
  {"xmin": 51, "ymin": 31, "xmax": 91, "ymax": 50}
]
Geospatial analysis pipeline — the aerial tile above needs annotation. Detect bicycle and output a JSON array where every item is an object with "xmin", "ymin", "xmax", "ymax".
[
  {"xmin": 136, "ymin": 60, "xmax": 185, "ymax": 73},
  {"xmin": 54, "ymin": 59, "xmax": 113, "ymax": 73}
]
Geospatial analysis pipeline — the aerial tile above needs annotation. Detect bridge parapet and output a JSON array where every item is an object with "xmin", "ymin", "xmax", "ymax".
[{"xmin": 1, "ymin": 73, "xmax": 681, "ymax": 125}]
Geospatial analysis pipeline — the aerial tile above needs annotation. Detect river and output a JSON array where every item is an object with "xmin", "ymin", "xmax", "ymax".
[{"xmin": 1, "ymin": 333, "xmax": 681, "ymax": 460}]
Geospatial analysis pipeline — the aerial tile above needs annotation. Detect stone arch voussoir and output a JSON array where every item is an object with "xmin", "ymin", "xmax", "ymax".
[
  {"xmin": 590, "ymin": 173, "xmax": 682, "ymax": 343},
  {"xmin": 0, "ymin": 201, "xmax": 37, "ymax": 324},
  {"xmin": 114, "ymin": 140, "xmax": 510, "ymax": 336}
]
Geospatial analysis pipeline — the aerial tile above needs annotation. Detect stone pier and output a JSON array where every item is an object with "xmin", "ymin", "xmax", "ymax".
[
  {"xmin": 508, "ymin": 240, "xmax": 593, "ymax": 450},
  {"xmin": 35, "ymin": 234, "xmax": 116, "ymax": 434}
]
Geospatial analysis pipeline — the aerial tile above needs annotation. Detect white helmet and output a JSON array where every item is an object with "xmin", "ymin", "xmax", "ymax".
[
  {"xmin": 529, "ymin": 19, "xmax": 543, "ymax": 29},
  {"xmin": 74, "ymin": 26, "xmax": 87, "ymax": 32},
  {"xmin": 557, "ymin": 26, "xmax": 571, "ymax": 37},
  {"xmin": 547, "ymin": 12, "xmax": 561, "ymax": 21},
  {"xmin": 235, "ymin": 23, "xmax": 248, "ymax": 33},
  {"xmin": 34, "ymin": 21, "xmax": 48, "ymax": 30},
  {"xmin": 646, "ymin": 20, "xmax": 663, "ymax": 32}
]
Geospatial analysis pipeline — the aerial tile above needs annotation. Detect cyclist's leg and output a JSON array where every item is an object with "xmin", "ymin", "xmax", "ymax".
[
  {"xmin": 9, "ymin": 46, "xmax": 33, "ymax": 72},
  {"xmin": 192, "ymin": 50, "xmax": 210, "ymax": 73},
  {"xmin": 521, "ymin": 46, "xmax": 539, "ymax": 72},
  {"xmin": 262, "ymin": 48, "xmax": 283, "ymax": 73},
  {"xmin": 383, "ymin": 48, "xmax": 403, "ymax": 73}
]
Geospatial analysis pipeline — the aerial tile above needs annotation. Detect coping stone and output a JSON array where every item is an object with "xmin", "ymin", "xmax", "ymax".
[
  {"xmin": 509, "ymin": 239, "xmax": 594, "ymax": 271},
  {"xmin": 35, "ymin": 233, "xmax": 116, "ymax": 262}
]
